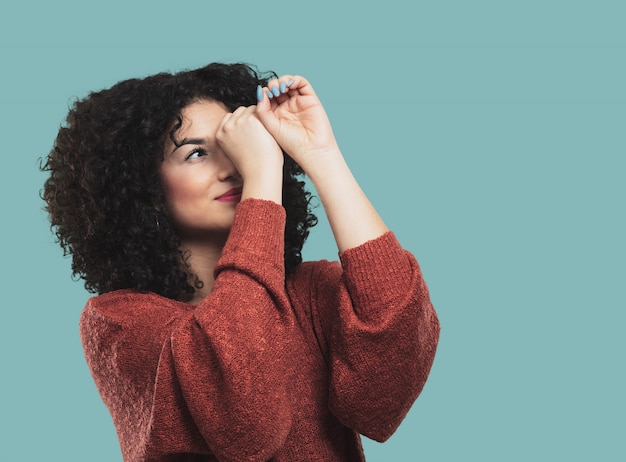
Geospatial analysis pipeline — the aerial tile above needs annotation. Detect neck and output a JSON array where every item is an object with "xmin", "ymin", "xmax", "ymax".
[{"xmin": 182, "ymin": 234, "xmax": 227, "ymax": 305}]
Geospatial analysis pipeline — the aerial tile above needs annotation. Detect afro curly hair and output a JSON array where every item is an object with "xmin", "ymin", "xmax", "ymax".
[{"xmin": 41, "ymin": 62, "xmax": 317, "ymax": 302}]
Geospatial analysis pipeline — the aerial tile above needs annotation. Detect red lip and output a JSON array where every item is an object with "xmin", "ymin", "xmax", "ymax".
[{"xmin": 215, "ymin": 187, "xmax": 243, "ymax": 202}]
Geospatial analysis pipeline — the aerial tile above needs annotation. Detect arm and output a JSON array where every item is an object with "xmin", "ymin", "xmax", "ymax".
[
  {"xmin": 256, "ymin": 76, "xmax": 387, "ymax": 252},
  {"xmin": 287, "ymin": 234, "xmax": 439, "ymax": 442},
  {"xmin": 168, "ymin": 199, "xmax": 293, "ymax": 460},
  {"xmin": 81, "ymin": 109, "xmax": 292, "ymax": 461},
  {"xmin": 329, "ymin": 234, "xmax": 439, "ymax": 441},
  {"xmin": 258, "ymin": 77, "xmax": 440, "ymax": 440},
  {"xmin": 165, "ymin": 110, "xmax": 291, "ymax": 459},
  {"xmin": 81, "ymin": 200, "xmax": 293, "ymax": 462}
]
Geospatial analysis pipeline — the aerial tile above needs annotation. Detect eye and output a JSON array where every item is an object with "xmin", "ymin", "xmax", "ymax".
[{"xmin": 185, "ymin": 147, "xmax": 208, "ymax": 160}]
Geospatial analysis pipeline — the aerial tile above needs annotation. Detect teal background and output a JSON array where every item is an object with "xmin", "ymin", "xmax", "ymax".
[{"xmin": 1, "ymin": 0, "xmax": 624, "ymax": 460}]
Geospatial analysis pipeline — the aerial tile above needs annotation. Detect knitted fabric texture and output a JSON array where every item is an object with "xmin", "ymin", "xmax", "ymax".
[{"xmin": 79, "ymin": 199, "xmax": 440, "ymax": 461}]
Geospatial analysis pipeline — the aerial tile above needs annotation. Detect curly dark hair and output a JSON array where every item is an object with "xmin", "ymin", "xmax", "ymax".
[{"xmin": 41, "ymin": 62, "xmax": 317, "ymax": 302}]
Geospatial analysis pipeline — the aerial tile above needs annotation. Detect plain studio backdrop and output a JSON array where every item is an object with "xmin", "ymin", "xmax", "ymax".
[{"xmin": 1, "ymin": 1, "xmax": 624, "ymax": 460}]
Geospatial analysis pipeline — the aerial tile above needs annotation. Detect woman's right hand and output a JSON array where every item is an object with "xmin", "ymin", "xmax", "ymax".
[{"xmin": 216, "ymin": 105, "xmax": 284, "ymax": 204}]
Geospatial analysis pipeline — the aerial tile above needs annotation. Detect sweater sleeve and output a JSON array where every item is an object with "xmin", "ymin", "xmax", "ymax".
[
  {"xmin": 307, "ymin": 232, "xmax": 440, "ymax": 442},
  {"xmin": 80, "ymin": 199, "xmax": 293, "ymax": 462}
]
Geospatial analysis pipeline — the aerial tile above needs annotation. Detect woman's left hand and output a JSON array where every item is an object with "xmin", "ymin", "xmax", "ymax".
[
  {"xmin": 258, "ymin": 75, "xmax": 388, "ymax": 252},
  {"xmin": 255, "ymin": 76, "xmax": 339, "ymax": 171}
]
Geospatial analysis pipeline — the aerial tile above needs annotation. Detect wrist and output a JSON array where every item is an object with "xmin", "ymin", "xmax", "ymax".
[
  {"xmin": 241, "ymin": 168, "xmax": 283, "ymax": 204},
  {"xmin": 299, "ymin": 146, "xmax": 345, "ymax": 182}
]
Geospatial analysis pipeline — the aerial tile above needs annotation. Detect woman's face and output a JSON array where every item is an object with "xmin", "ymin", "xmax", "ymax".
[{"xmin": 159, "ymin": 100, "xmax": 242, "ymax": 241}]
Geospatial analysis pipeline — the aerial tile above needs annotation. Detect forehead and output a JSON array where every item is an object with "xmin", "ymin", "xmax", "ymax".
[{"xmin": 176, "ymin": 100, "xmax": 229, "ymax": 136}]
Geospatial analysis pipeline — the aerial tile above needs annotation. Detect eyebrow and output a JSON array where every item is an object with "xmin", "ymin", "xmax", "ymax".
[{"xmin": 171, "ymin": 138, "xmax": 206, "ymax": 154}]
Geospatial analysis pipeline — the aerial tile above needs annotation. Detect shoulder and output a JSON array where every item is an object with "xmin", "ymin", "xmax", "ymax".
[
  {"xmin": 79, "ymin": 290, "xmax": 193, "ymax": 369},
  {"xmin": 81, "ymin": 289, "xmax": 190, "ymax": 328}
]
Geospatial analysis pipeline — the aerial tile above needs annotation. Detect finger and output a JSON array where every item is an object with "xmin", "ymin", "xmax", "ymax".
[
  {"xmin": 218, "ymin": 111, "xmax": 233, "ymax": 132},
  {"xmin": 226, "ymin": 106, "xmax": 256, "ymax": 128},
  {"xmin": 265, "ymin": 80, "xmax": 282, "ymax": 98},
  {"xmin": 263, "ymin": 86, "xmax": 290, "ymax": 107},
  {"xmin": 255, "ymin": 95, "xmax": 280, "ymax": 135},
  {"xmin": 275, "ymin": 75, "xmax": 315, "ymax": 96},
  {"xmin": 257, "ymin": 83, "xmax": 276, "ymax": 102},
  {"xmin": 263, "ymin": 75, "xmax": 298, "ymax": 100},
  {"xmin": 218, "ymin": 106, "xmax": 252, "ymax": 139},
  {"xmin": 231, "ymin": 105, "xmax": 249, "ymax": 117}
]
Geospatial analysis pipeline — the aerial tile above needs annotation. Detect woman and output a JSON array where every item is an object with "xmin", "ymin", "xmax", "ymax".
[{"xmin": 41, "ymin": 63, "xmax": 440, "ymax": 462}]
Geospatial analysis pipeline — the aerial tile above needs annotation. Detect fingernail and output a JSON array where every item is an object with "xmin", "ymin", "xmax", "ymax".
[
  {"xmin": 287, "ymin": 79, "xmax": 295, "ymax": 87},
  {"xmin": 265, "ymin": 90, "xmax": 273, "ymax": 99},
  {"xmin": 279, "ymin": 81, "xmax": 287, "ymax": 93},
  {"xmin": 256, "ymin": 85, "xmax": 263, "ymax": 102},
  {"xmin": 272, "ymin": 85, "xmax": 280, "ymax": 97}
]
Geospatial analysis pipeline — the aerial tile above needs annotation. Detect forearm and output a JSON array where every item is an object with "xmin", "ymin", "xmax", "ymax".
[
  {"xmin": 254, "ymin": 74, "xmax": 388, "ymax": 250},
  {"xmin": 305, "ymin": 147, "xmax": 388, "ymax": 252},
  {"xmin": 241, "ymin": 166, "xmax": 283, "ymax": 204}
]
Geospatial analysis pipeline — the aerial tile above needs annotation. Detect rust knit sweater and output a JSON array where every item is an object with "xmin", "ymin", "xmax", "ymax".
[{"xmin": 79, "ymin": 199, "xmax": 440, "ymax": 462}]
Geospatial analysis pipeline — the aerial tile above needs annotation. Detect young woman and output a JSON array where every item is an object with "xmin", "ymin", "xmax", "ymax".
[{"xmin": 41, "ymin": 63, "xmax": 440, "ymax": 462}]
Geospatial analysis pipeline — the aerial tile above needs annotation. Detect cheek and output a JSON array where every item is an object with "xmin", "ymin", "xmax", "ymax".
[{"xmin": 160, "ymin": 168, "xmax": 212, "ymax": 210}]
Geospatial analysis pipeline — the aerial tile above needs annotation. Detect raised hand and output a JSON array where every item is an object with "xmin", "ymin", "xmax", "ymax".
[
  {"xmin": 255, "ymin": 76, "xmax": 339, "ymax": 172},
  {"xmin": 216, "ymin": 105, "xmax": 284, "ymax": 203},
  {"xmin": 256, "ymin": 75, "xmax": 388, "ymax": 252}
]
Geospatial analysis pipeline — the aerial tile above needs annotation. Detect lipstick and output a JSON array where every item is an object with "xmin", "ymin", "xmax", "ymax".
[{"xmin": 215, "ymin": 187, "xmax": 243, "ymax": 202}]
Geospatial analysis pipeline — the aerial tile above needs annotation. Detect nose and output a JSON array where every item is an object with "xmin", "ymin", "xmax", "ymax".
[{"xmin": 216, "ymin": 150, "xmax": 241, "ymax": 182}]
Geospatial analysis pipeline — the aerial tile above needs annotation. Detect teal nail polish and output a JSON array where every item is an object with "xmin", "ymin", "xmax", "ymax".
[
  {"xmin": 280, "ymin": 82, "xmax": 287, "ymax": 93},
  {"xmin": 256, "ymin": 85, "xmax": 263, "ymax": 102},
  {"xmin": 272, "ymin": 86, "xmax": 280, "ymax": 97},
  {"xmin": 265, "ymin": 90, "xmax": 273, "ymax": 99},
  {"xmin": 287, "ymin": 79, "xmax": 295, "ymax": 87}
]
